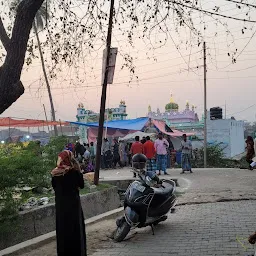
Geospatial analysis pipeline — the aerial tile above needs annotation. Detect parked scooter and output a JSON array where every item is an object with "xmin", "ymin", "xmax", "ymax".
[{"xmin": 113, "ymin": 154, "xmax": 177, "ymax": 242}]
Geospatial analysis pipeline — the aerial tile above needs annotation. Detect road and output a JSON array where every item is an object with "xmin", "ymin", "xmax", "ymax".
[
  {"xmin": 15, "ymin": 168, "xmax": 256, "ymax": 256},
  {"xmin": 91, "ymin": 201, "xmax": 256, "ymax": 256},
  {"xmin": 100, "ymin": 167, "xmax": 256, "ymax": 204}
]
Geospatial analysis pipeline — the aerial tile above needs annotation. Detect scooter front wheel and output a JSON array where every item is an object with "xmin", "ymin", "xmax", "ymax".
[{"xmin": 113, "ymin": 220, "xmax": 131, "ymax": 242}]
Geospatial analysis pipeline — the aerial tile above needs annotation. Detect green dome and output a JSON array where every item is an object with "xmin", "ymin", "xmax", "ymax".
[{"xmin": 165, "ymin": 102, "xmax": 179, "ymax": 111}]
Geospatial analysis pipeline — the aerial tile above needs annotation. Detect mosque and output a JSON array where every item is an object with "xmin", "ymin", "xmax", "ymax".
[
  {"xmin": 148, "ymin": 95, "xmax": 200, "ymax": 124},
  {"xmin": 76, "ymin": 100, "xmax": 128, "ymax": 142}
]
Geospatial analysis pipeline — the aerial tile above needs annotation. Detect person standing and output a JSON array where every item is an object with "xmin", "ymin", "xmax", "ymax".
[
  {"xmin": 180, "ymin": 134, "xmax": 193, "ymax": 174},
  {"xmin": 154, "ymin": 133, "xmax": 169, "ymax": 175},
  {"xmin": 166, "ymin": 135, "xmax": 174, "ymax": 168},
  {"xmin": 143, "ymin": 136, "xmax": 156, "ymax": 174},
  {"xmin": 119, "ymin": 140, "xmax": 127, "ymax": 167},
  {"xmin": 51, "ymin": 150, "xmax": 87, "ymax": 256},
  {"xmin": 246, "ymin": 136, "xmax": 255, "ymax": 170},
  {"xmin": 102, "ymin": 138, "xmax": 111, "ymax": 169},
  {"xmin": 113, "ymin": 139, "xmax": 122, "ymax": 168},
  {"xmin": 130, "ymin": 136, "xmax": 143, "ymax": 177},
  {"xmin": 89, "ymin": 142, "xmax": 95, "ymax": 166}
]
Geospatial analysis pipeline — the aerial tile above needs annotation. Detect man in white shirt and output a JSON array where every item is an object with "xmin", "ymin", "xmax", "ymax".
[
  {"xmin": 154, "ymin": 133, "xmax": 169, "ymax": 175},
  {"xmin": 180, "ymin": 134, "xmax": 192, "ymax": 174}
]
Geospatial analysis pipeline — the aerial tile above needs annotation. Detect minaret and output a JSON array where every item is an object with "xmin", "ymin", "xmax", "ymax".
[{"xmin": 186, "ymin": 100, "xmax": 190, "ymax": 110}]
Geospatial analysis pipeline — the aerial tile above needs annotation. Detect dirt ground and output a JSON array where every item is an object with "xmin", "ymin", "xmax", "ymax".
[{"xmin": 14, "ymin": 218, "xmax": 118, "ymax": 256}]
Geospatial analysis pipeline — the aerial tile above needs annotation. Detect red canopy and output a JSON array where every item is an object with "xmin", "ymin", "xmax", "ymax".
[
  {"xmin": 152, "ymin": 120, "xmax": 194, "ymax": 137},
  {"xmin": 0, "ymin": 117, "xmax": 68, "ymax": 127}
]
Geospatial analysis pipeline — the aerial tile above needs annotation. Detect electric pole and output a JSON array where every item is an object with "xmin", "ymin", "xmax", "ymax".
[
  {"xmin": 94, "ymin": 0, "xmax": 115, "ymax": 185},
  {"xmin": 203, "ymin": 42, "xmax": 207, "ymax": 168}
]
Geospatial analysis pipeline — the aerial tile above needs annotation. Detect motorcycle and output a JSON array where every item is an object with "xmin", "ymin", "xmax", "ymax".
[{"xmin": 113, "ymin": 155, "xmax": 177, "ymax": 242}]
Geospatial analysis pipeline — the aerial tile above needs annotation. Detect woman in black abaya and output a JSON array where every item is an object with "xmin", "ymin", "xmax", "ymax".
[{"xmin": 51, "ymin": 150, "xmax": 87, "ymax": 256}]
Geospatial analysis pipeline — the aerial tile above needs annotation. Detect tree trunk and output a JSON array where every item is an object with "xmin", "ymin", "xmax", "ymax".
[
  {"xmin": 33, "ymin": 22, "xmax": 58, "ymax": 136},
  {"xmin": 0, "ymin": 0, "xmax": 45, "ymax": 114}
]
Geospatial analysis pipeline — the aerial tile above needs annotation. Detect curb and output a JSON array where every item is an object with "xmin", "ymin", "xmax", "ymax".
[{"xmin": 0, "ymin": 207, "xmax": 123, "ymax": 256}]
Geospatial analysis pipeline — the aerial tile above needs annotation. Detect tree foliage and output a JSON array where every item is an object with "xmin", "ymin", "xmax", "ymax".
[
  {"xmin": 0, "ymin": 0, "xmax": 256, "ymax": 113},
  {"xmin": 0, "ymin": 136, "xmax": 67, "ymax": 221}
]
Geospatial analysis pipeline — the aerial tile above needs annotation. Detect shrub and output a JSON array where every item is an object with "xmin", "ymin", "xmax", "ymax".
[
  {"xmin": 191, "ymin": 144, "xmax": 239, "ymax": 168},
  {"xmin": 0, "ymin": 136, "xmax": 69, "ymax": 221}
]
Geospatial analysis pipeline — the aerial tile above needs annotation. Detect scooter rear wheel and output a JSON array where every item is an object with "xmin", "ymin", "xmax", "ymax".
[{"xmin": 113, "ymin": 220, "xmax": 131, "ymax": 242}]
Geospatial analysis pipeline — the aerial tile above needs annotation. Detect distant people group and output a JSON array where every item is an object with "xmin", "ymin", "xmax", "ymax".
[
  {"xmin": 129, "ymin": 133, "xmax": 193, "ymax": 176},
  {"xmin": 63, "ymin": 132, "xmax": 193, "ymax": 175}
]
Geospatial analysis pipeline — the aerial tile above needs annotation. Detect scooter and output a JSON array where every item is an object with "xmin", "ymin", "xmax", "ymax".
[{"xmin": 113, "ymin": 167, "xmax": 177, "ymax": 242}]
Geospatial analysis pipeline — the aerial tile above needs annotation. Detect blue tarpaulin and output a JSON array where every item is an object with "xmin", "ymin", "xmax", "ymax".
[{"xmin": 69, "ymin": 117, "xmax": 149, "ymax": 131}]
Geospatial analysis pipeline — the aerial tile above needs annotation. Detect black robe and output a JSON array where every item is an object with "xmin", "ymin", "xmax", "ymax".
[{"xmin": 52, "ymin": 171, "xmax": 87, "ymax": 256}]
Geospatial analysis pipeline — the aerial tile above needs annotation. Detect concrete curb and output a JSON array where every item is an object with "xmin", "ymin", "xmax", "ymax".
[{"xmin": 0, "ymin": 207, "xmax": 123, "ymax": 256}]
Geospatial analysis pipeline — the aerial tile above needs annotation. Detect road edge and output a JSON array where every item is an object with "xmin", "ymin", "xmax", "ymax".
[{"xmin": 0, "ymin": 207, "xmax": 123, "ymax": 256}]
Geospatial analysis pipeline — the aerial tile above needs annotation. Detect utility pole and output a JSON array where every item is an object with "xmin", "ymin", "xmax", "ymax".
[
  {"xmin": 43, "ymin": 104, "xmax": 50, "ymax": 134},
  {"xmin": 94, "ymin": 0, "xmax": 115, "ymax": 185},
  {"xmin": 203, "ymin": 42, "xmax": 207, "ymax": 168}
]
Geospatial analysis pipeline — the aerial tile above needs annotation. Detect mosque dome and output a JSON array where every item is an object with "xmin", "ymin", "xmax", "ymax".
[{"xmin": 165, "ymin": 95, "xmax": 179, "ymax": 111}]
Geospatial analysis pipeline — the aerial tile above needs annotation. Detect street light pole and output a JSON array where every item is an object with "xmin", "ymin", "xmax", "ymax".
[
  {"xmin": 203, "ymin": 42, "xmax": 207, "ymax": 168},
  {"xmin": 94, "ymin": 0, "xmax": 115, "ymax": 185}
]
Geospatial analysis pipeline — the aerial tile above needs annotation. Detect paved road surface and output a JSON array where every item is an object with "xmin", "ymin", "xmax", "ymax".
[
  {"xmin": 101, "ymin": 167, "xmax": 256, "ymax": 203},
  {"xmin": 15, "ymin": 168, "xmax": 256, "ymax": 256},
  {"xmin": 91, "ymin": 201, "xmax": 256, "ymax": 256}
]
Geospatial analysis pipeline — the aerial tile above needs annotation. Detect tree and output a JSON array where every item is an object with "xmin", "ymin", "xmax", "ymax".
[
  {"xmin": 12, "ymin": 0, "xmax": 58, "ymax": 136},
  {"xmin": 32, "ymin": 3, "xmax": 58, "ymax": 136},
  {"xmin": 0, "ymin": 0, "xmax": 256, "ymax": 114},
  {"xmin": 0, "ymin": 0, "xmax": 45, "ymax": 114}
]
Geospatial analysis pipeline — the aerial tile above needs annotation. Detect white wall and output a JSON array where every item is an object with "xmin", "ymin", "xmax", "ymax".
[
  {"xmin": 207, "ymin": 119, "xmax": 244, "ymax": 158},
  {"xmin": 230, "ymin": 120, "xmax": 245, "ymax": 157}
]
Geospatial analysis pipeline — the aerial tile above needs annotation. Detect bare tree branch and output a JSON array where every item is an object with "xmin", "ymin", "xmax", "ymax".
[{"xmin": 0, "ymin": 17, "xmax": 11, "ymax": 51}]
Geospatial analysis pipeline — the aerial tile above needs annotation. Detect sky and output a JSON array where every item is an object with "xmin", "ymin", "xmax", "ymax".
[{"xmin": 1, "ymin": 0, "xmax": 256, "ymax": 123}]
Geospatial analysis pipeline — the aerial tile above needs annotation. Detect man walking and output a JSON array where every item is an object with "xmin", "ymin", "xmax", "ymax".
[
  {"xmin": 130, "ymin": 136, "xmax": 143, "ymax": 177},
  {"xmin": 154, "ymin": 133, "xmax": 169, "ymax": 175},
  {"xmin": 143, "ymin": 136, "xmax": 156, "ymax": 175},
  {"xmin": 180, "ymin": 134, "xmax": 193, "ymax": 174}
]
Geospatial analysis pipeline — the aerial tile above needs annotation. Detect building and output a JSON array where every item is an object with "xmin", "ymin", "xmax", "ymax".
[
  {"xmin": 207, "ymin": 118, "xmax": 244, "ymax": 158},
  {"xmin": 149, "ymin": 96, "xmax": 245, "ymax": 158},
  {"xmin": 148, "ymin": 96, "xmax": 199, "ymax": 124},
  {"xmin": 106, "ymin": 100, "xmax": 128, "ymax": 121},
  {"xmin": 76, "ymin": 101, "xmax": 128, "ymax": 143}
]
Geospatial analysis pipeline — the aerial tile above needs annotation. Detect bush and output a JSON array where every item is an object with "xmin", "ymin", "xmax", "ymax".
[
  {"xmin": 0, "ymin": 136, "xmax": 69, "ymax": 222},
  {"xmin": 191, "ymin": 144, "xmax": 240, "ymax": 168}
]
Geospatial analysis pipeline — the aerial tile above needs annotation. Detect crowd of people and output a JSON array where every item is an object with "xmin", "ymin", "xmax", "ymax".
[
  {"xmin": 130, "ymin": 133, "xmax": 193, "ymax": 176},
  {"xmin": 62, "ymin": 132, "xmax": 193, "ymax": 175}
]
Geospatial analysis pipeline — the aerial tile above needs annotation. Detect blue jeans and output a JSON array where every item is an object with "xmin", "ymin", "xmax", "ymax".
[{"xmin": 157, "ymin": 154, "xmax": 167, "ymax": 173}]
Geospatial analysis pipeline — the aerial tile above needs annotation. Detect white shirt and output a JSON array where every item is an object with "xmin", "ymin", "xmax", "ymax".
[{"xmin": 181, "ymin": 140, "xmax": 192, "ymax": 154}]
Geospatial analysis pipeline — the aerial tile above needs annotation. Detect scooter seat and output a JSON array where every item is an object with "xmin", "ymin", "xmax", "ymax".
[{"xmin": 153, "ymin": 182, "xmax": 174, "ymax": 195}]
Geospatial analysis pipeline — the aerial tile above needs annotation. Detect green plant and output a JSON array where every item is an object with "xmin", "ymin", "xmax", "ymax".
[{"xmin": 191, "ymin": 144, "xmax": 240, "ymax": 168}]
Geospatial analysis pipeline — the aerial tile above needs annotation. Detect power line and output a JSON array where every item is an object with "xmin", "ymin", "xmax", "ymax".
[
  {"xmin": 227, "ymin": 104, "xmax": 256, "ymax": 116},
  {"xmin": 171, "ymin": 1, "xmax": 256, "ymax": 23}
]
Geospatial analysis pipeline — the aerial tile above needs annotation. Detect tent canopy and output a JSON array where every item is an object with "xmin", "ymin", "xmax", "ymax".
[
  {"xmin": 0, "ymin": 117, "xmax": 68, "ymax": 127},
  {"xmin": 152, "ymin": 120, "xmax": 194, "ymax": 137},
  {"xmin": 70, "ymin": 117, "xmax": 194, "ymax": 138},
  {"xmin": 120, "ymin": 131, "xmax": 155, "ymax": 141},
  {"xmin": 69, "ymin": 117, "xmax": 148, "ymax": 131}
]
